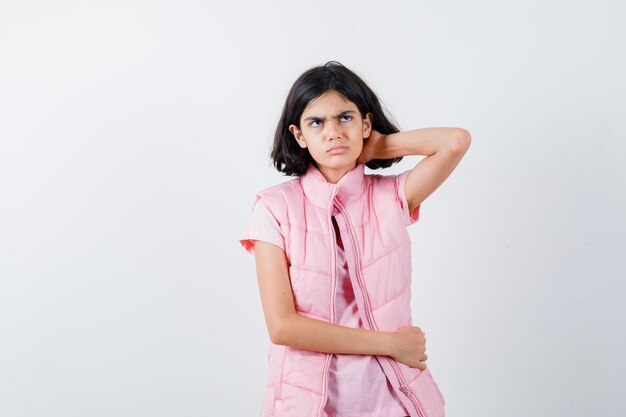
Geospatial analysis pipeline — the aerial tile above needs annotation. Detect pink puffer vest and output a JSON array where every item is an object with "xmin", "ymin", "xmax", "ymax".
[{"xmin": 241, "ymin": 162, "xmax": 445, "ymax": 417}]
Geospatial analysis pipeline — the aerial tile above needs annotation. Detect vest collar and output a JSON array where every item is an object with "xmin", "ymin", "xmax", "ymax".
[{"xmin": 300, "ymin": 163, "xmax": 366, "ymax": 209}]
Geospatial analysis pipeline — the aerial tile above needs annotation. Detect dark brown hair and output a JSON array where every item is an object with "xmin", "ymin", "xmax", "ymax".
[{"xmin": 271, "ymin": 61, "xmax": 403, "ymax": 176}]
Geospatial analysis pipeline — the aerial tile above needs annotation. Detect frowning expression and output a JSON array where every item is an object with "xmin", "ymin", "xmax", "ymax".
[{"xmin": 289, "ymin": 89, "xmax": 372, "ymax": 182}]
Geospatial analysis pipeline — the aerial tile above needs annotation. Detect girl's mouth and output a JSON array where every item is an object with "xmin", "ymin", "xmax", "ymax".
[{"xmin": 328, "ymin": 146, "xmax": 348, "ymax": 154}]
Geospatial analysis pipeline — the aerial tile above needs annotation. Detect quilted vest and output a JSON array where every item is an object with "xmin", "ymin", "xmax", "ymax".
[{"xmin": 244, "ymin": 162, "xmax": 445, "ymax": 417}]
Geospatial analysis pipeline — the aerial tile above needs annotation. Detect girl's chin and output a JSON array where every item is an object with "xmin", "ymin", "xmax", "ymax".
[{"xmin": 317, "ymin": 160, "xmax": 358, "ymax": 170}]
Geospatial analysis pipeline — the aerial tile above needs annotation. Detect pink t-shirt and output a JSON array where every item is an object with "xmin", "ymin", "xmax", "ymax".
[{"xmin": 322, "ymin": 204, "xmax": 409, "ymax": 417}]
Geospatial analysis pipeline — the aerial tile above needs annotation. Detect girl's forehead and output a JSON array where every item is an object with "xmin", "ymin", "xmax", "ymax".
[{"xmin": 303, "ymin": 90, "xmax": 358, "ymax": 115}]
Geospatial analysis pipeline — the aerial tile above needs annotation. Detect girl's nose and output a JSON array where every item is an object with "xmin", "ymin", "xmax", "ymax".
[{"xmin": 325, "ymin": 121, "xmax": 342, "ymax": 139}]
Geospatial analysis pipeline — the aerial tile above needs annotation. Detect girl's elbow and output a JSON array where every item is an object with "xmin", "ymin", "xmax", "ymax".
[
  {"xmin": 451, "ymin": 128, "xmax": 471, "ymax": 153},
  {"xmin": 269, "ymin": 325, "xmax": 284, "ymax": 345},
  {"xmin": 268, "ymin": 316, "xmax": 292, "ymax": 345}
]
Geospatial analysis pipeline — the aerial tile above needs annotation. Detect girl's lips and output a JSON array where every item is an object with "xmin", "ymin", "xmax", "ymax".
[{"xmin": 328, "ymin": 146, "xmax": 348, "ymax": 154}]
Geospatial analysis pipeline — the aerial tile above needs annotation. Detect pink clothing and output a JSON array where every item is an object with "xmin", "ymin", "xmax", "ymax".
[
  {"xmin": 247, "ymin": 201, "xmax": 408, "ymax": 417},
  {"xmin": 240, "ymin": 163, "xmax": 445, "ymax": 417},
  {"xmin": 325, "ymin": 207, "xmax": 409, "ymax": 417}
]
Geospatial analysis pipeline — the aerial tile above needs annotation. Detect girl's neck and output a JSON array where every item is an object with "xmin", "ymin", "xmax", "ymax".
[{"xmin": 316, "ymin": 161, "xmax": 358, "ymax": 184}]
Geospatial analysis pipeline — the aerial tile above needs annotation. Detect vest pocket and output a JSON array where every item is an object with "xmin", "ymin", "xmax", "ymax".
[
  {"xmin": 268, "ymin": 344, "xmax": 286, "ymax": 399},
  {"xmin": 408, "ymin": 367, "xmax": 446, "ymax": 417},
  {"xmin": 423, "ymin": 367, "xmax": 445, "ymax": 406}
]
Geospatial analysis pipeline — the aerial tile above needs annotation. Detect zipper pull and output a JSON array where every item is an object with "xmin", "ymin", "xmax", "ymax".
[{"xmin": 399, "ymin": 385, "xmax": 413, "ymax": 396}]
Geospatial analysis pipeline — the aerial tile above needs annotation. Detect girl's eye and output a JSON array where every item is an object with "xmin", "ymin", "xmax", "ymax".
[{"xmin": 309, "ymin": 115, "xmax": 351, "ymax": 127}]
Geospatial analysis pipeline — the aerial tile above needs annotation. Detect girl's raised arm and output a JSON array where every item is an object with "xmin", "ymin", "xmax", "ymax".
[
  {"xmin": 361, "ymin": 127, "xmax": 471, "ymax": 214},
  {"xmin": 254, "ymin": 240, "xmax": 428, "ymax": 370}
]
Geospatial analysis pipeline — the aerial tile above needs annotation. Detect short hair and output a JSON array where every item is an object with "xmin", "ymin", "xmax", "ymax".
[{"xmin": 271, "ymin": 61, "xmax": 403, "ymax": 176}]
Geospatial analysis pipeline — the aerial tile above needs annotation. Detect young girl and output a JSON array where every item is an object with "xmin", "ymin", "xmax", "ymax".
[{"xmin": 240, "ymin": 61, "xmax": 470, "ymax": 417}]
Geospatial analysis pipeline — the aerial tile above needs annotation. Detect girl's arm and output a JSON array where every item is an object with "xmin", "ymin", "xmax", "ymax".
[
  {"xmin": 254, "ymin": 240, "xmax": 428, "ymax": 369},
  {"xmin": 360, "ymin": 127, "xmax": 471, "ymax": 214}
]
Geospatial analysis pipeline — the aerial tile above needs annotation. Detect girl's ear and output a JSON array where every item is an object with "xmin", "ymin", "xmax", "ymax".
[
  {"xmin": 289, "ymin": 124, "xmax": 307, "ymax": 148},
  {"xmin": 363, "ymin": 112, "xmax": 373, "ymax": 138}
]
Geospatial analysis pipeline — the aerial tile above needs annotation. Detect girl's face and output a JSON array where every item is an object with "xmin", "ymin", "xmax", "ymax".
[{"xmin": 289, "ymin": 89, "xmax": 372, "ymax": 183}]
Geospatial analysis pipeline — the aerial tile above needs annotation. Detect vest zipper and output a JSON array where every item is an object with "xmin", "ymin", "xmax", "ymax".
[
  {"xmin": 317, "ymin": 190, "xmax": 339, "ymax": 417},
  {"xmin": 332, "ymin": 199, "xmax": 427, "ymax": 417}
]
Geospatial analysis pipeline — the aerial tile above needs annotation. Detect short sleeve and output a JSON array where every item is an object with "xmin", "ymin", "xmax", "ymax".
[
  {"xmin": 239, "ymin": 199, "xmax": 285, "ymax": 256},
  {"xmin": 395, "ymin": 169, "xmax": 421, "ymax": 227}
]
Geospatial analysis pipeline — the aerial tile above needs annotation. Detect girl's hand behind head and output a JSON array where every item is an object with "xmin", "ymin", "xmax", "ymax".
[{"xmin": 357, "ymin": 129, "xmax": 386, "ymax": 165}]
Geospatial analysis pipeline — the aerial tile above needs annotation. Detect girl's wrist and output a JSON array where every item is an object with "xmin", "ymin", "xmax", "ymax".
[
  {"xmin": 377, "ymin": 132, "xmax": 406, "ymax": 160},
  {"xmin": 365, "ymin": 130, "xmax": 390, "ymax": 161},
  {"xmin": 382, "ymin": 330, "xmax": 398, "ymax": 356}
]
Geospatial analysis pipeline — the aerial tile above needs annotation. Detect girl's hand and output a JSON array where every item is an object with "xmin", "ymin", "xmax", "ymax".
[
  {"xmin": 389, "ymin": 326, "xmax": 428, "ymax": 370},
  {"xmin": 357, "ymin": 129, "xmax": 386, "ymax": 165}
]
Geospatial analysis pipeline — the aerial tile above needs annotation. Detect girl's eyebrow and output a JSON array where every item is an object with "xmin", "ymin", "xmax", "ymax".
[{"xmin": 303, "ymin": 110, "xmax": 355, "ymax": 122}]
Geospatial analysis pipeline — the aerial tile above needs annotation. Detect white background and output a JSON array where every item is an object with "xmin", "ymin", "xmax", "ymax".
[{"xmin": 1, "ymin": 1, "xmax": 624, "ymax": 416}]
